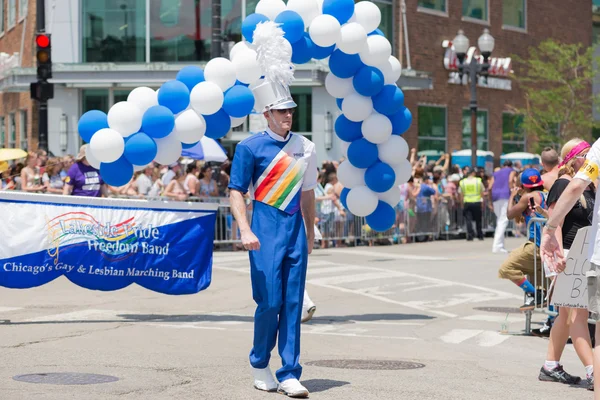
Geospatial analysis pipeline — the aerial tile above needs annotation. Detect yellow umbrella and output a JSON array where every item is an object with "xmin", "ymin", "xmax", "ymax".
[
  {"xmin": 0, "ymin": 148, "xmax": 28, "ymax": 162},
  {"xmin": 0, "ymin": 161, "xmax": 8, "ymax": 174}
]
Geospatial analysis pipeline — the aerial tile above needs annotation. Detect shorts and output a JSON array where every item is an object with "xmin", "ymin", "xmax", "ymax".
[
  {"xmin": 588, "ymin": 263, "xmax": 600, "ymax": 321},
  {"xmin": 498, "ymin": 241, "xmax": 543, "ymax": 283}
]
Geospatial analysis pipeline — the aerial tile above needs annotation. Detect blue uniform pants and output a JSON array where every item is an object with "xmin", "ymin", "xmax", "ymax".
[{"xmin": 248, "ymin": 201, "xmax": 308, "ymax": 382}]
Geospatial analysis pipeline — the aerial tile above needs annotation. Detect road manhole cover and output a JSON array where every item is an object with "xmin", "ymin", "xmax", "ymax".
[
  {"xmin": 473, "ymin": 307, "xmax": 522, "ymax": 314},
  {"xmin": 305, "ymin": 359, "xmax": 425, "ymax": 370},
  {"xmin": 13, "ymin": 373, "xmax": 119, "ymax": 385}
]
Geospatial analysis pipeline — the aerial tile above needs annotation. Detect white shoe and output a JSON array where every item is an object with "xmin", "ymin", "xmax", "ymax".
[
  {"xmin": 493, "ymin": 248, "xmax": 509, "ymax": 254},
  {"xmin": 301, "ymin": 305, "xmax": 316, "ymax": 323},
  {"xmin": 251, "ymin": 366, "xmax": 278, "ymax": 392},
  {"xmin": 278, "ymin": 378, "xmax": 309, "ymax": 398}
]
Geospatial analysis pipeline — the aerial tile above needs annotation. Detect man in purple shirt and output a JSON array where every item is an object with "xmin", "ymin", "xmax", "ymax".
[
  {"xmin": 63, "ymin": 145, "xmax": 108, "ymax": 197},
  {"xmin": 489, "ymin": 160, "xmax": 516, "ymax": 253}
]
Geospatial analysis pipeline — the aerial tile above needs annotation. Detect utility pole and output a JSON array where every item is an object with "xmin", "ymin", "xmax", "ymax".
[
  {"xmin": 211, "ymin": 0, "xmax": 222, "ymax": 59},
  {"xmin": 30, "ymin": 0, "xmax": 53, "ymax": 152}
]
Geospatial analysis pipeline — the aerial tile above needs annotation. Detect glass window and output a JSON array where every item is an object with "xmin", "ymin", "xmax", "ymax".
[
  {"xmin": 291, "ymin": 87, "xmax": 312, "ymax": 133},
  {"xmin": 418, "ymin": 0, "xmax": 446, "ymax": 13},
  {"xmin": 18, "ymin": 0, "xmax": 26, "ymax": 19},
  {"xmin": 502, "ymin": 113, "xmax": 525, "ymax": 154},
  {"xmin": 503, "ymin": 0, "xmax": 525, "ymax": 29},
  {"xmin": 0, "ymin": 117, "xmax": 5, "ymax": 147},
  {"xmin": 150, "ymin": 0, "xmax": 242, "ymax": 62},
  {"xmin": 8, "ymin": 0, "xmax": 15, "ymax": 27},
  {"xmin": 19, "ymin": 110, "xmax": 27, "ymax": 150},
  {"xmin": 82, "ymin": 89, "xmax": 109, "ymax": 114},
  {"xmin": 374, "ymin": 1, "xmax": 393, "ymax": 46},
  {"xmin": 82, "ymin": 0, "xmax": 146, "ymax": 62},
  {"xmin": 8, "ymin": 113, "xmax": 15, "ymax": 147},
  {"xmin": 0, "ymin": 0, "xmax": 5, "ymax": 33},
  {"xmin": 594, "ymin": 23, "xmax": 600, "ymax": 46},
  {"xmin": 418, "ymin": 106, "xmax": 446, "ymax": 152},
  {"xmin": 463, "ymin": 0, "xmax": 487, "ymax": 21},
  {"xmin": 114, "ymin": 89, "xmax": 130, "ymax": 104},
  {"xmin": 462, "ymin": 110, "xmax": 488, "ymax": 150}
]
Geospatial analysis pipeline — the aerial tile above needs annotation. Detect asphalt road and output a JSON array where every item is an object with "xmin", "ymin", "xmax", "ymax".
[{"xmin": 0, "ymin": 237, "xmax": 593, "ymax": 400}]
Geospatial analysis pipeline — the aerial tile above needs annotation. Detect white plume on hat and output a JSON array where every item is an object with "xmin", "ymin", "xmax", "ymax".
[{"xmin": 250, "ymin": 21, "xmax": 297, "ymax": 112}]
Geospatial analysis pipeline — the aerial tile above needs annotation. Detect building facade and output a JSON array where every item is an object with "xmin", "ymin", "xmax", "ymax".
[{"xmin": 0, "ymin": 0, "xmax": 593, "ymax": 166}]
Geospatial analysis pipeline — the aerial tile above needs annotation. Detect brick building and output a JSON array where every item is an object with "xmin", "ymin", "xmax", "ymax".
[
  {"xmin": 0, "ymin": 0, "xmax": 35, "ymax": 151},
  {"xmin": 399, "ymin": 0, "xmax": 593, "ymax": 162}
]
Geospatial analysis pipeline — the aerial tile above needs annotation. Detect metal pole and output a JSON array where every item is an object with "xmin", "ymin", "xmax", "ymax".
[
  {"xmin": 469, "ymin": 61, "xmax": 478, "ymax": 169},
  {"xmin": 36, "ymin": 0, "xmax": 48, "ymax": 152},
  {"xmin": 211, "ymin": 0, "xmax": 222, "ymax": 58}
]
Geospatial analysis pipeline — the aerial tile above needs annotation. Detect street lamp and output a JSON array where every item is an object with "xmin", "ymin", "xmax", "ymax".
[{"xmin": 453, "ymin": 29, "xmax": 495, "ymax": 169}]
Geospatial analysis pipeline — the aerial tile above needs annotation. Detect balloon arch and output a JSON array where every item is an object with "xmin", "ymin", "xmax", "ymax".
[{"xmin": 77, "ymin": 0, "xmax": 413, "ymax": 232}]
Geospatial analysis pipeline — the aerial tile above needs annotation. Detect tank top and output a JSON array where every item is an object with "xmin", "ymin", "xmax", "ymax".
[
  {"xmin": 492, "ymin": 167, "xmax": 513, "ymax": 201},
  {"xmin": 524, "ymin": 191, "xmax": 547, "ymax": 247}
]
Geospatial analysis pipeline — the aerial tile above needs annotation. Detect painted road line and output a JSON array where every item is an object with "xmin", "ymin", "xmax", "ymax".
[
  {"xmin": 323, "ymin": 248, "xmax": 451, "ymax": 261},
  {"xmin": 24, "ymin": 309, "xmax": 131, "ymax": 322},
  {"xmin": 306, "ymin": 265, "xmax": 365, "ymax": 276},
  {"xmin": 462, "ymin": 314, "xmax": 525, "ymax": 323},
  {"xmin": 0, "ymin": 307, "xmax": 22, "ymax": 313},
  {"xmin": 308, "ymin": 272, "xmax": 405, "ymax": 285},
  {"xmin": 440, "ymin": 329, "xmax": 484, "ymax": 344},
  {"xmin": 476, "ymin": 331, "xmax": 511, "ymax": 347}
]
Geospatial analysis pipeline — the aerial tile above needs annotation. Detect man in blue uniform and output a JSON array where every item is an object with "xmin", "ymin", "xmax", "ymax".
[{"xmin": 228, "ymin": 55, "xmax": 317, "ymax": 396}]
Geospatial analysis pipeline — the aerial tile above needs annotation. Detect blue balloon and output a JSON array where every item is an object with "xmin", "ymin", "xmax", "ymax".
[
  {"xmin": 142, "ymin": 105, "xmax": 175, "ymax": 139},
  {"xmin": 335, "ymin": 115, "xmax": 363, "ymax": 142},
  {"xmin": 347, "ymin": 138, "xmax": 378, "ymax": 169},
  {"xmin": 368, "ymin": 28, "xmax": 385, "ymax": 37},
  {"xmin": 373, "ymin": 85, "xmax": 405, "ymax": 116},
  {"xmin": 292, "ymin": 34, "xmax": 315, "ymax": 64},
  {"xmin": 353, "ymin": 66, "xmax": 385, "ymax": 97},
  {"xmin": 366, "ymin": 201, "xmax": 396, "ymax": 232},
  {"xmin": 365, "ymin": 162, "xmax": 396, "ymax": 193},
  {"xmin": 340, "ymin": 187, "xmax": 350, "ymax": 209},
  {"xmin": 157, "ymin": 80, "xmax": 190, "ymax": 114},
  {"xmin": 78, "ymin": 110, "xmax": 109, "ymax": 143},
  {"xmin": 204, "ymin": 109, "xmax": 231, "ymax": 139},
  {"xmin": 275, "ymin": 10, "xmax": 305, "ymax": 44},
  {"xmin": 390, "ymin": 107, "xmax": 413, "ymax": 135},
  {"xmin": 336, "ymin": 98, "xmax": 343, "ymax": 110},
  {"xmin": 176, "ymin": 66, "xmax": 205, "ymax": 91},
  {"xmin": 182, "ymin": 141, "xmax": 199, "ymax": 149},
  {"xmin": 235, "ymin": 80, "xmax": 250, "ymax": 87},
  {"xmin": 100, "ymin": 156, "xmax": 134, "ymax": 187},
  {"xmin": 312, "ymin": 42, "xmax": 335, "ymax": 60},
  {"xmin": 223, "ymin": 85, "xmax": 255, "ymax": 118},
  {"xmin": 242, "ymin": 13, "xmax": 270, "ymax": 42},
  {"xmin": 124, "ymin": 132, "xmax": 157, "ymax": 166},
  {"xmin": 323, "ymin": 0, "xmax": 355, "ymax": 24},
  {"xmin": 329, "ymin": 50, "xmax": 363, "ymax": 79}
]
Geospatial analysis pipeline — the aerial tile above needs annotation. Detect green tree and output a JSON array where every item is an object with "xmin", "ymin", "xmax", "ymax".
[{"xmin": 509, "ymin": 39, "xmax": 597, "ymax": 151}]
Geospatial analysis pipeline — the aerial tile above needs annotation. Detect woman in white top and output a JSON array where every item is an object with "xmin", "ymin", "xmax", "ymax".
[
  {"xmin": 183, "ymin": 163, "xmax": 200, "ymax": 196},
  {"xmin": 21, "ymin": 152, "xmax": 45, "ymax": 193}
]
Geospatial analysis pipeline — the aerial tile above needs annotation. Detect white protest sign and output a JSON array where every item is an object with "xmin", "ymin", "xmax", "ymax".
[{"xmin": 552, "ymin": 227, "xmax": 592, "ymax": 309}]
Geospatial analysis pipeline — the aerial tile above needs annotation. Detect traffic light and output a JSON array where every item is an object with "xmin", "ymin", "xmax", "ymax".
[{"xmin": 35, "ymin": 33, "xmax": 52, "ymax": 80}]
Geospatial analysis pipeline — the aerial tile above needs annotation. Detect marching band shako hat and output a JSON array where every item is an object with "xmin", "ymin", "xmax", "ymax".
[{"xmin": 250, "ymin": 21, "xmax": 297, "ymax": 113}]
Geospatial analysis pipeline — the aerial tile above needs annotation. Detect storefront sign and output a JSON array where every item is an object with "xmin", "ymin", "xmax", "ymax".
[{"xmin": 442, "ymin": 41, "xmax": 513, "ymax": 91}]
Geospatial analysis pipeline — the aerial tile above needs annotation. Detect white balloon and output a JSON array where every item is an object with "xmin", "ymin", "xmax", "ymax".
[
  {"xmin": 204, "ymin": 57, "xmax": 237, "ymax": 91},
  {"xmin": 346, "ymin": 185, "xmax": 378, "ymax": 217},
  {"xmin": 282, "ymin": 39, "xmax": 293, "ymax": 61},
  {"xmin": 190, "ymin": 81, "xmax": 224, "ymax": 116},
  {"xmin": 393, "ymin": 159, "xmax": 412, "ymax": 186},
  {"xmin": 337, "ymin": 160, "xmax": 366, "ymax": 189},
  {"xmin": 231, "ymin": 116, "xmax": 246, "ymax": 128},
  {"xmin": 378, "ymin": 135, "xmax": 409, "ymax": 165},
  {"xmin": 377, "ymin": 55, "xmax": 402, "ymax": 85},
  {"xmin": 337, "ymin": 22, "xmax": 367, "ymax": 55},
  {"xmin": 133, "ymin": 163, "xmax": 152, "ymax": 172},
  {"xmin": 154, "ymin": 134, "xmax": 183, "ymax": 166},
  {"xmin": 362, "ymin": 112, "xmax": 392, "ymax": 144},
  {"xmin": 85, "ymin": 145, "xmax": 101, "ymax": 169},
  {"xmin": 325, "ymin": 73, "xmax": 354, "ymax": 98},
  {"xmin": 255, "ymin": 0, "xmax": 287, "ymax": 20},
  {"xmin": 173, "ymin": 109, "xmax": 207, "ymax": 144},
  {"xmin": 354, "ymin": 1, "xmax": 382, "ymax": 33},
  {"xmin": 229, "ymin": 41, "xmax": 251, "ymax": 61},
  {"xmin": 89, "ymin": 128, "xmax": 125, "ymax": 163},
  {"xmin": 309, "ymin": 14, "xmax": 341, "ymax": 48},
  {"xmin": 287, "ymin": 0, "xmax": 320, "ymax": 26},
  {"xmin": 340, "ymin": 140, "xmax": 350, "ymax": 158},
  {"xmin": 359, "ymin": 35, "xmax": 392, "ymax": 67},
  {"xmin": 342, "ymin": 93, "xmax": 373, "ymax": 122},
  {"xmin": 127, "ymin": 87, "xmax": 158, "ymax": 114},
  {"xmin": 232, "ymin": 49, "xmax": 262, "ymax": 84},
  {"xmin": 378, "ymin": 185, "xmax": 401, "ymax": 207},
  {"xmin": 107, "ymin": 101, "xmax": 142, "ymax": 137}
]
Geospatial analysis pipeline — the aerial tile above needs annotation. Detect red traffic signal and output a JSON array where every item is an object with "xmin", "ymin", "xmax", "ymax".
[{"xmin": 36, "ymin": 34, "xmax": 50, "ymax": 48}]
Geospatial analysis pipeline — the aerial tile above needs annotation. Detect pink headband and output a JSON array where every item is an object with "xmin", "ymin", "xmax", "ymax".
[{"xmin": 558, "ymin": 141, "xmax": 591, "ymax": 168}]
